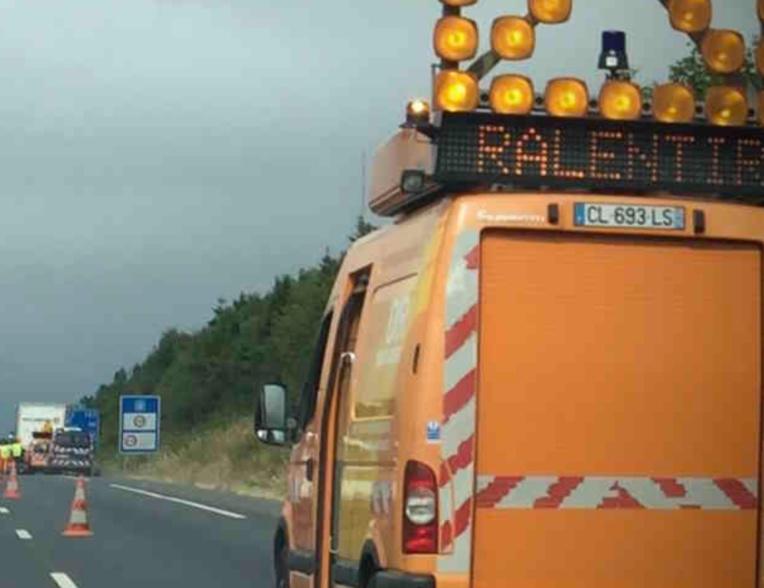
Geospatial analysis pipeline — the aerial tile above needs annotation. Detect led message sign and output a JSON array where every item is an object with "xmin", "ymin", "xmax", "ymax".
[{"xmin": 435, "ymin": 113, "xmax": 764, "ymax": 199}]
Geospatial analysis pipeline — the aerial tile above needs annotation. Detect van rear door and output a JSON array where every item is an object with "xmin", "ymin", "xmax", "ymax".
[{"xmin": 474, "ymin": 231, "xmax": 760, "ymax": 588}]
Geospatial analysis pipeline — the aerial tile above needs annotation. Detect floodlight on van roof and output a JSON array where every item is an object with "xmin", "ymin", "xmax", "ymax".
[
  {"xmin": 405, "ymin": 99, "xmax": 431, "ymax": 126},
  {"xmin": 400, "ymin": 170, "xmax": 426, "ymax": 194},
  {"xmin": 440, "ymin": 0, "xmax": 477, "ymax": 6}
]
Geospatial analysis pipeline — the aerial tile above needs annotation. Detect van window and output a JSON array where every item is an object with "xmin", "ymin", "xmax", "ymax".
[{"xmin": 297, "ymin": 311, "xmax": 333, "ymax": 429}]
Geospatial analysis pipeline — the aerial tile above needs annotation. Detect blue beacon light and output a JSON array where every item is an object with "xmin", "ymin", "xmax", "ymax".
[{"xmin": 598, "ymin": 30, "xmax": 630, "ymax": 79}]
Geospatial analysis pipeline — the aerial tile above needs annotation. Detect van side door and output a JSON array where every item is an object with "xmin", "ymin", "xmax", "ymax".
[
  {"xmin": 288, "ymin": 311, "xmax": 334, "ymax": 582},
  {"xmin": 315, "ymin": 272, "xmax": 370, "ymax": 588}
]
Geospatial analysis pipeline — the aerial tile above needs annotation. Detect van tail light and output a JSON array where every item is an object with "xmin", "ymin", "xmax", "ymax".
[{"xmin": 403, "ymin": 460, "xmax": 438, "ymax": 554}]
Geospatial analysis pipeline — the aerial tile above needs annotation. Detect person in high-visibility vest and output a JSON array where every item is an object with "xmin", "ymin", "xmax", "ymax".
[
  {"xmin": 0, "ymin": 441, "xmax": 11, "ymax": 474},
  {"xmin": 11, "ymin": 438, "xmax": 23, "ymax": 472}
]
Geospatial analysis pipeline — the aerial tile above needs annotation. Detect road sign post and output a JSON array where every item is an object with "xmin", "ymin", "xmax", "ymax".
[{"xmin": 119, "ymin": 395, "xmax": 160, "ymax": 454}]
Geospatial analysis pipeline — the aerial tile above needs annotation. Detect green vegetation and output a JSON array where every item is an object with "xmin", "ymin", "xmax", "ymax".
[
  {"xmin": 83, "ymin": 216, "xmax": 376, "ymax": 493},
  {"xmin": 666, "ymin": 41, "xmax": 762, "ymax": 98},
  {"xmin": 641, "ymin": 39, "xmax": 761, "ymax": 100}
]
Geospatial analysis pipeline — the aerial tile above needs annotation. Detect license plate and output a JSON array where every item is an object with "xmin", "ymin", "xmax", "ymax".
[{"xmin": 574, "ymin": 203, "xmax": 685, "ymax": 230}]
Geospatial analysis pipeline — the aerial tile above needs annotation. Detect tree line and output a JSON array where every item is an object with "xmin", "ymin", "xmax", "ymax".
[{"xmin": 83, "ymin": 217, "xmax": 375, "ymax": 454}]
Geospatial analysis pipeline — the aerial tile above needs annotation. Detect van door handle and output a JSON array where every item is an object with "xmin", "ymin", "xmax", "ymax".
[{"xmin": 305, "ymin": 458, "xmax": 314, "ymax": 482}]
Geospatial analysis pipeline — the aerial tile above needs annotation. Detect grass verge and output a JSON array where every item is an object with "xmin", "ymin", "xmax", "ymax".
[{"xmin": 101, "ymin": 416, "xmax": 288, "ymax": 500}]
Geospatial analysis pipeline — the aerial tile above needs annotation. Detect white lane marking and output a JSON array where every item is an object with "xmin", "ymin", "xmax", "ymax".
[
  {"xmin": 51, "ymin": 572, "xmax": 79, "ymax": 588},
  {"xmin": 0, "ymin": 507, "xmax": 9, "ymax": 514},
  {"xmin": 15, "ymin": 529, "xmax": 32, "ymax": 540},
  {"xmin": 109, "ymin": 483, "xmax": 247, "ymax": 520}
]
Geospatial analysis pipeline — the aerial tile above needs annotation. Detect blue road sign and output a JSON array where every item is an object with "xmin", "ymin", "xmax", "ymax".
[
  {"xmin": 119, "ymin": 395, "xmax": 160, "ymax": 454},
  {"xmin": 65, "ymin": 407, "xmax": 100, "ymax": 447}
]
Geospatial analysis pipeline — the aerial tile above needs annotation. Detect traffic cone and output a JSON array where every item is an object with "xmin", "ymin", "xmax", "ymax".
[
  {"xmin": 3, "ymin": 461, "xmax": 20, "ymax": 500},
  {"xmin": 62, "ymin": 477, "xmax": 92, "ymax": 537}
]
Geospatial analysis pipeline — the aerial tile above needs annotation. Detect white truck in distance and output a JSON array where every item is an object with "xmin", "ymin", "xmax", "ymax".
[{"xmin": 16, "ymin": 402, "xmax": 67, "ymax": 447}]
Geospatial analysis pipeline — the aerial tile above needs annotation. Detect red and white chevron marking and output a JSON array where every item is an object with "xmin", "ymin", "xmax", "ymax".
[
  {"xmin": 438, "ymin": 230, "xmax": 479, "ymax": 574},
  {"xmin": 476, "ymin": 475, "xmax": 759, "ymax": 510}
]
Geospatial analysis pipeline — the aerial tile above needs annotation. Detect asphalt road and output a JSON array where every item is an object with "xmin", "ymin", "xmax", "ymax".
[{"xmin": 0, "ymin": 473, "xmax": 280, "ymax": 588}]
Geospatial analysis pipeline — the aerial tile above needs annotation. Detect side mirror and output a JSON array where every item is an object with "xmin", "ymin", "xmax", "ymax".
[{"xmin": 255, "ymin": 383, "xmax": 293, "ymax": 446}]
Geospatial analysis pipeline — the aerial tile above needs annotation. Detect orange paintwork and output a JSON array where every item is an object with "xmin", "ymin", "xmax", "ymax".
[
  {"xmin": 279, "ymin": 191, "xmax": 764, "ymax": 588},
  {"xmin": 367, "ymin": 129, "xmax": 435, "ymax": 217},
  {"xmin": 475, "ymin": 510, "xmax": 755, "ymax": 586},
  {"xmin": 476, "ymin": 232, "xmax": 760, "ymax": 587}
]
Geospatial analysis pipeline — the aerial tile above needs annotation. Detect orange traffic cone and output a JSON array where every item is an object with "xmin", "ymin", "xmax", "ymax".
[
  {"xmin": 62, "ymin": 477, "xmax": 92, "ymax": 537},
  {"xmin": 3, "ymin": 461, "xmax": 20, "ymax": 500}
]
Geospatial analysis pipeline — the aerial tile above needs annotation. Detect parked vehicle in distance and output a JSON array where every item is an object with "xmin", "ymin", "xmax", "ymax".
[
  {"xmin": 49, "ymin": 428, "xmax": 95, "ymax": 477},
  {"xmin": 25, "ymin": 431, "xmax": 53, "ymax": 474},
  {"xmin": 16, "ymin": 402, "xmax": 66, "ymax": 450}
]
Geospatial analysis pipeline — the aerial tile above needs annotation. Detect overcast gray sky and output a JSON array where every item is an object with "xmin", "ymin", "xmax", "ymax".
[{"xmin": 0, "ymin": 0, "xmax": 758, "ymax": 431}]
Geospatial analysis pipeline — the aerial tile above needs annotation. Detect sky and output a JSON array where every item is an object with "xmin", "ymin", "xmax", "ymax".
[{"xmin": 0, "ymin": 0, "xmax": 759, "ymax": 431}]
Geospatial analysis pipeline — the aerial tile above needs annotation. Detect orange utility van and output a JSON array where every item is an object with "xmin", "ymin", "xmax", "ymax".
[
  {"xmin": 26, "ymin": 431, "xmax": 53, "ymax": 474},
  {"xmin": 256, "ymin": 2, "xmax": 764, "ymax": 587}
]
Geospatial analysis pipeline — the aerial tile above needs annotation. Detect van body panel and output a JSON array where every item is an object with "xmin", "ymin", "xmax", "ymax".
[
  {"xmin": 280, "ymin": 192, "xmax": 764, "ymax": 588},
  {"xmin": 299, "ymin": 201, "xmax": 451, "ymax": 587},
  {"xmin": 330, "ymin": 203, "xmax": 449, "ymax": 571},
  {"xmin": 473, "ymin": 510, "xmax": 755, "ymax": 587},
  {"xmin": 474, "ymin": 231, "xmax": 761, "ymax": 587}
]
